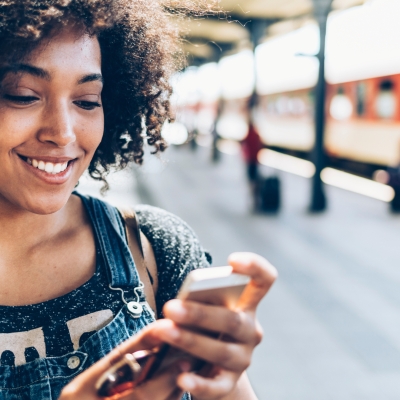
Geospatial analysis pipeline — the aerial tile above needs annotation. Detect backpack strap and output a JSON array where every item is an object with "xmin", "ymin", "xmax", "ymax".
[{"xmin": 118, "ymin": 206, "xmax": 158, "ymax": 317}]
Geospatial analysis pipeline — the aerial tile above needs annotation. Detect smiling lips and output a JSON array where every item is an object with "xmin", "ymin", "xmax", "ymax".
[{"xmin": 25, "ymin": 157, "xmax": 70, "ymax": 175}]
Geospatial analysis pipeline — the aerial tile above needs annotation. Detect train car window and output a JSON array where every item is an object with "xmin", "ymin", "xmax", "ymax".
[
  {"xmin": 275, "ymin": 96, "xmax": 290, "ymax": 115},
  {"xmin": 330, "ymin": 87, "xmax": 353, "ymax": 120},
  {"xmin": 267, "ymin": 100, "xmax": 275, "ymax": 115},
  {"xmin": 376, "ymin": 80, "xmax": 396, "ymax": 119},
  {"xmin": 288, "ymin": 98, "xmax": 306, "ymax": 115},
  {"xmin": 356, "ymin": 82, "xmax": 367, "ymax": 117},
  {"xmin": 270, "ymin": 95, "xmax": 308, "ymax": 117}
]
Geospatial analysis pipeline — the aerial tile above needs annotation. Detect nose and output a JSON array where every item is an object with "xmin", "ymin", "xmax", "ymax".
[{"xmin": 37, "ymin": 101, "xmax": 76, "ymax": 147}]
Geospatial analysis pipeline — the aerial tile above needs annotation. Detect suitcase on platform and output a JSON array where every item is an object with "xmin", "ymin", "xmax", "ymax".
[
  {"xmin": 386, "ymin": 167, "xmax": 400, "ymax": 212},
  {"xmin": 258, "ymin": 176, "xmax": 281, "ymax": 212}
]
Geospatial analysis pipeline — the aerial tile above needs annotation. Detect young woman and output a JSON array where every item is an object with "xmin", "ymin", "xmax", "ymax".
[{"xmin": 0, "ymin": 1, "xmax": 277, "ymax": 399}]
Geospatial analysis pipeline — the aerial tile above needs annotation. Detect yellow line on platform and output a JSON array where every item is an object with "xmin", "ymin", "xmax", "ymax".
[
  {"xmin": 258, "ymin": 149, "xmax": 395, "ymax": 202},
  {"xmin": 321, "ymin": 168, "xmax": 395, "ymax": 203},
  {"xmin": 258, "ymin": 149, "xmax": 315, "ymax": 178}
]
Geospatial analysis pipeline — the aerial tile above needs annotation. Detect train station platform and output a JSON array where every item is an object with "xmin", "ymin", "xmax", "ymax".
[{"xmin": 80, "ymin": 145, "xmax": 400, "ymax": 400}]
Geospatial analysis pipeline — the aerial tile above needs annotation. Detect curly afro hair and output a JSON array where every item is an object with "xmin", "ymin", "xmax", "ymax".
[{"xmin": 0, "ymin": 0, "xmax": 186, "ymax": 189}]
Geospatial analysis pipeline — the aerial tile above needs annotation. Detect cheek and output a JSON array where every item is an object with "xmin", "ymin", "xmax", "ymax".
[
  {"xmin": 78, "ymin": 111, "xmax": 104, "ymax": 155},
  {"xmin": 0, "ymin": 108, "xmax": 38, "ymax": 148}
]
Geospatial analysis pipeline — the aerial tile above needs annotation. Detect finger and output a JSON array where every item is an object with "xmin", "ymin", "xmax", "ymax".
[
  {"xmin": 159, "ymin": 321, "xmax": 251, "ymax": 372},
  {"xmin": 177, "ymin": 369, "xmax": 237, "ymax": 399},
  {"xmin": 164, "ymin": 300, "xmax": 258, "ymax": 344},
  {"xmin": 228, "ymin": 252, "xmax": 278, "ymax": 312},
  {"xmin": 165, "ymin": 387, "xmax": 185, "ymax": 400},
  {"xmin": 112, "ymin": 319, "xmax": 173, "ymax": 358},
  {"xmin": 62, "ymin": 320, "xmax": 174, "ymax": 396},
  {"xmin": 104, "ymin": 319, "xmax": 177, "ymax": 366},
  {"xmin": 125, "ymin": 362, "xmax": 185, "ymax": 400},
  {"xmin": 64, "ymin": 356, "xmax": 185, "ymax": 400}
]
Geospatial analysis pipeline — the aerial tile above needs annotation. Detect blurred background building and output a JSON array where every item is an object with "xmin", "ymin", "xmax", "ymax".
[{"xmin": 80, "ymin": 1, "xmax": 400, "ymax": 398}]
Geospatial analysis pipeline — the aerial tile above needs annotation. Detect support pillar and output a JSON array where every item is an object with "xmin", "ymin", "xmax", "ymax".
[{"xmin": 309, "ymin": 0, "xmax": 333, "ymax": 212}]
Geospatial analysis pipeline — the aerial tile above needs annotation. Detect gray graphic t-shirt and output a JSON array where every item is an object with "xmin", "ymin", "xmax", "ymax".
[
  {"xmin": 0, "ymin": 205, "xmax": 211, "ymax": 367},
  {"xmin": 0, "ymin": 255, "xmax": 123, "ymax": 366}
]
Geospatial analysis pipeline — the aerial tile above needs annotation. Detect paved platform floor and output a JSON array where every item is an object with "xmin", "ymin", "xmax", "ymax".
[{"xmin": 81, "ymin": 145, "xmax": 400, "ymax": 400}]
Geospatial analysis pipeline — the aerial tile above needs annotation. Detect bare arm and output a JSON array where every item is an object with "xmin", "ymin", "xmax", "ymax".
[
  {"xmin": 221, "ymin": 373, "xmax": 258, "ymax": 400},
  {"xmin": 193, "ymin": 373, "xmax": 258, "ymax": 400}
]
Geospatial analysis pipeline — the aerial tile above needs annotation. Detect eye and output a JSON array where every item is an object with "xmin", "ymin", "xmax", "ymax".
[
  {"xmin": 74, "ymin": 100, "xmax": 102, "ymax": 110},
  {"xmin": 3, "ymin": 94, "xmax": 39, "ymax": 104}
]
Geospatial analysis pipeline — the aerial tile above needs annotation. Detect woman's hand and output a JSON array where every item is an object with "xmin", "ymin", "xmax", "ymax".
[
  {"xmin": 59, "ymin": 320, "xmax": 190, "ymax": 400},
  {"xmin": 60, "ymin": 252, "xmax": 276, "ymax": 400},
  {"xmin": 162, "ymin": 252, "xmax": 277, "ymax": 400}
]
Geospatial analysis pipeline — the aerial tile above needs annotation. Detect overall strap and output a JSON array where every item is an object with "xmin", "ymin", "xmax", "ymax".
[
  {"xmin": 118, "ymin": 206, "xmax": 158, "ymax": 316},
  {"xmin": 76, "ymin": 193, "xmax": 143, "ymax": 298}
]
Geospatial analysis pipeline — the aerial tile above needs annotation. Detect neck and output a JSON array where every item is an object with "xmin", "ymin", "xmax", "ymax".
[{"xmin": 0, "ymin": 195, "xmax": 72, "ymax": 259}]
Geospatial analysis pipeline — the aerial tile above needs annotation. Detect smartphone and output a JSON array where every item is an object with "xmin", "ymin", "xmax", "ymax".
[
  {"xmin": 177, "ymin": 265, "xmax": 250, "ymax": 307},
  {"xmin": 96, "ymin": 266, "xmax": 250, "ymax": 398}
]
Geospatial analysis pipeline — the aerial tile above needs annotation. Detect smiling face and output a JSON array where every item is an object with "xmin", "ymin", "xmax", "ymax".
[{"xmin": 0, "ymin": 28, "xmax": 104, "ymax": 215}]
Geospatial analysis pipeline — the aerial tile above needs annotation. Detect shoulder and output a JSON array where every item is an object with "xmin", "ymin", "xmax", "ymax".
[
  {"xmin": 135, "ymin": 205, "xmax": 198, "ymax": 246},
  {"xmin": 135, "ymin": 205, "xmax": 211, "ymax": 310},
  {"xmin": 135, "ymin": 204, "xmax": 211, "ymax": 270}
]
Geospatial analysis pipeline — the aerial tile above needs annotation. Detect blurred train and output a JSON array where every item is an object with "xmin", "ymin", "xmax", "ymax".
[
  {"xmin": 245, "ymin": 1, "xmax": 400, "ymax": 178},
  {"xmin": 255, "ymin": 73, "xmax": 400, "ymax": 177},
  {"xmin": 171, "ymin": 0, "xmax": 400, "ymax": 178}
]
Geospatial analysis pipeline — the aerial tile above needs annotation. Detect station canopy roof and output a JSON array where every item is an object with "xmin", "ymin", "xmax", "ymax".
[
  {"xmin": 172, "ymin": 0, "xmax": 400, "ymax": 104},
  {"xmin": 178, "ymin": 0, "xmax": 369, "ymax": 62},
  {"xmin": 217, "ymin": 0, "xmax": 366, "ymax": 18}
]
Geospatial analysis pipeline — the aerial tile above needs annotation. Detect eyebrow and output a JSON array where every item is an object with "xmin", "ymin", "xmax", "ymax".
[
  {"xmin": 6, "ymin": 63, "xmax": 51, "ymax": 80},
  {"xmin": 0, "ymin": 64, "xmax": 103, "ymax": 85},
  {"xmin": 78, "ymin": 74, "xmax": 104, "ymax": 85}
]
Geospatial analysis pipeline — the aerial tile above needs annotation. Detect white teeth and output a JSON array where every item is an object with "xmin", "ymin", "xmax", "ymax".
[
  {"xmin": 44, "ymin": 162, "xmax": 54, "ymax": 173},
  {"xmin": 28, "ymin": 158, "xmax": 70, "ymax": 174}
]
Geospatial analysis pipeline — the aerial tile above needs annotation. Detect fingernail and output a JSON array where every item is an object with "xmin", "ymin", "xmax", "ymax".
[
  {"xmin": 167, "ymin": 327, "xmax": 181, "ymax": 340},
  {"xmin": 181, "ymin": 375, "xmax": 196, "ymax": 390},
  {"xmin": 229, "ymin": 253, "xmax": 246, "ymax": 264},
  {"xmin": 166, "ymin": 300, "xmax": 187, "ymax": 321},
  {"xmin": 228, "ymin": 253, "xmax": 240, "ymax": 262}
]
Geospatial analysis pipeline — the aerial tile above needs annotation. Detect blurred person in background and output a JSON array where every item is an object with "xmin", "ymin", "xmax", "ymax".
[
  {"xmin": 241, "ymin": 96, "xmax": 264, "ymax": 211},
  {"xmin": 242, "ymin": 121, "xmax": 263, "ymax": 185},
  {"xmin": 0, "ymin": 1, "xmax": 277, "ymax": 400}
]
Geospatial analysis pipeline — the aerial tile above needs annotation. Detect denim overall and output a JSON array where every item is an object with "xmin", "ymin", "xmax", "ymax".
[{"xmin": 0, "ymin": 194, "xmax": 189, "ymax": 400}]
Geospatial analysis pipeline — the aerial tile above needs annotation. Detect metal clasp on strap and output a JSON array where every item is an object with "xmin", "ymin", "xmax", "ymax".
[{"xmin": 109, "ymin": 282, "xmax": 145, "ymax": 319}]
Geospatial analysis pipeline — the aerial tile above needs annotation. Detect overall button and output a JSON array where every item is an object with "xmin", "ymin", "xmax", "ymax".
[
  {"xmin": 127, "ymin": 301, "xmax": 143, "ymax": 318},
  {"xmin": 67, "ymin": 356, "xmax": 81, "ymax": 369}
]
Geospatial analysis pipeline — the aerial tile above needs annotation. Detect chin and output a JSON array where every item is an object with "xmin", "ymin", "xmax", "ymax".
[
  {"xmin": 35, "ymin": 193, "xmax": 72, "ymax": 215},
  {"xmin": 29, "ymin": 202, "xmax": 68, "ymax": 215},
  {"xmin": 16, "ymin": 188, "xmax": 74, "ymax": 215}
]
